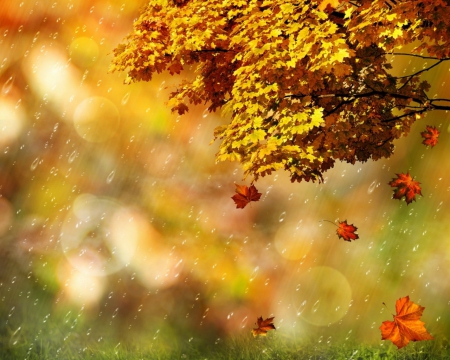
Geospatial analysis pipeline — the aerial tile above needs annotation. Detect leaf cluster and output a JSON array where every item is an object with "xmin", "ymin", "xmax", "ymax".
[{"xmin": 110, "ymin": 0, "xmax": 450, "ymax": 183}]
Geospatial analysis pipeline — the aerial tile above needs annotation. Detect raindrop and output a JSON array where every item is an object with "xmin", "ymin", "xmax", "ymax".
[
  {"xmin": 121, "ymin": 92, "xmax": 130, "ymax": 105},
  {"xmin": 30, "ymin": 158, "xmax": 39, "ymax": 171},
  {"xmin": 312, "ymin": 300, "xmax": 320, "ymax": 313},
  {"xmin": 367, "ymin": 180, "xmax": 377, "ymax": 194},
  {"xmin": 296, "ymin": 300, "xmax": 307, "ymax": 316},
  {"xmin": 8, "ymin": 306, "xmax": 15, "ymax": 317},
  {"xmin": 249, "ymin": 266, "xmax": 259, "ymax": 281},
  {"xmin": 10, "ymin": 326, "xmax": 21, "ymax": 346},
  {"xmin": 43, "ymin": 314, "xmax": 50, "ymax": 323},
  {"xmin": 279, "ymin": 211, "xmax": 286, "ymax": 222},
  {"xmin": 2, "ymin": 76, "xmax": 14, "ymax": 95},
  {"xmin": 106, "ymin": 170, "xmax": 115, "ymax": 184},
  {"xmin": 202, "ymin": 109, "xmax": 209, "ymax": 118},
  {"xmin": 68, "ymin": 150, "xmax": 77, "ymax": 163},
  {"xmin": 112, "ymin": 308, "xmax": 119, "ymax": 318}
]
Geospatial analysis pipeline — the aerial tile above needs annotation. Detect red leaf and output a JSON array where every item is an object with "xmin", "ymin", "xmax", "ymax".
[
  {"xmin": 380, "ymin": 296, "xmax": 433, "ymax": 349},
  {"xmin": 336, "ymin": 220, "xmax": 359, "ymax": 242},
  {"xmin": 421, "ymin": 126, "xmax": 439, "ymax": 147},
  {"xmin": 231, "ymin": 184, "xmax": 262, "ymax": 209},
  {"xmin": 252, "ymin": 316, "xmax": 276, "ymax": 337},
  {"xmin": 389, "ymin": 172, "xmax": 422, "ymax": 205}
]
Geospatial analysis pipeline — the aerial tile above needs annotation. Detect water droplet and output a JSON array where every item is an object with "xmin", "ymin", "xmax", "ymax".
[
  {"xmin": 68, "ymin": 150, "xmax": 77, "ymax": 163},
  {"xmin": 312, "ymin": 300, "xmax": 320, "ymax": 313},
  {"xmin": 279, "ymin": 211, "xmax": 286, "ymax": 222},
  {"xmin": 367, "ymin": 180, "xmax": 377, "ymax": 194},
  {"xmin": 30, "ymin": 158, "xmax": 39, "ymax": 171},
  {"xmin": 249, "ymin": 266, "xmax": 259, "ymax": 282},
  {"xmin": 10, "ymin": 326, "xmax": 21, "ymax": 346},
  {"xmin": 106, "ymin": 170, "xmax": 115, "ymax": 184},
  {"xmin": 121, "ymin": 92, "xmax": 130, "ymax": 105},
  {"xmin": 2, "ymin": 76, "xmax": 14, "ymax": 95},
  {"xmin": 112, "ymin": 308, "xmax": 119, "ymax": 318}
]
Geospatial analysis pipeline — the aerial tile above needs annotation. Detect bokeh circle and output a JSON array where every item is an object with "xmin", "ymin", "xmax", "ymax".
[
  {"xmin": 293, "ymin": 266, "xmax": 352, "ymax": 326},
  {"xmin": 73, "ymin": 96, "xmax": 119, "ymax": 142}
]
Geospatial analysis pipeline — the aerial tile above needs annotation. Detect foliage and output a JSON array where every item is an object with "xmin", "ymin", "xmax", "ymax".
[
  {"xmin": 380, "ymin": 296, "xmax": 434, "ymax": 349},
  {"xmin": 389, "ymin": 172, "xmax": 422, "ymax": 205},
  {"xmin": 421, "ymin": 126, "xmax": 440, "ymax": 147},
  {"xmin": 231, "ymin": 184, "xmax": 262, "ymax": 208},
  {"xmin": 251, "ymin": 316, "xmax": 276, "ymax": 337},
  {"xmin": 335, "ymin": 220, "xmax": 359, "ymax": 242},
  {"xmin": 110, "ymin": 0, "xmax": 450, "ymax": 184}
]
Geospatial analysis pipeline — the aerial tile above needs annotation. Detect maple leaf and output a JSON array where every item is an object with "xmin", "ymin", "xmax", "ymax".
[
  {"xmin": 231, "ymin": 184, "xmax": 262, "ymax": 209},
  {"xmin": 252, "ymin": 316, "xmax": 276, "ymax": 337},
  {"xmin": 323, "ymin": 220, "xmax": 359, "ymax": 242},
  {"xmin": 336, "ymin": 220, "xmax": 359, "ymax": 242},
  {"xmin": 389, "ymin": 173, "xmax": 422, "ymax": 205},
  {"xmin": 421, "ymin": 126, "xmax": 439, "ymax": 147},
  {"xmin": 380, "ymin": 296, "xmax": 433, "ymax": 349}
]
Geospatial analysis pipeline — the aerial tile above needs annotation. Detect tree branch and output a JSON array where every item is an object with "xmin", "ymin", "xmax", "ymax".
[{"xmin": 384, "ymin": 52, "xmax": 450, "ymax": 61}]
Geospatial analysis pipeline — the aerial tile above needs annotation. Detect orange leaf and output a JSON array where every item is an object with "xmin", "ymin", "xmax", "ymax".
[
  {"xmin": 252, "ymin": 316, "xmax": 276, "ymax": 337},
  {"xmin": 389, "ymin": 172, "xmax": 422, "ymax": 205},
  {"xmin": 380, "ymin": 296, "xmax": 433, "ymax": 349},
  {"xmin": 231, "ymin": 184, "xmax": 262, "ymax": 209},
  {"xmin": 421, "ymin": 126, "xmax": 439, "ymax": 147},
  {"xmin": 336, "ymin": 220, "xmax": 359, "ymax": 242}
]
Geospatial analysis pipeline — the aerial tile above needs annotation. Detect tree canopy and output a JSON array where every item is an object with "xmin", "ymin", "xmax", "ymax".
[{"xmin": 110, "ymin": 0, "xmax": 450, "ymax": 183}]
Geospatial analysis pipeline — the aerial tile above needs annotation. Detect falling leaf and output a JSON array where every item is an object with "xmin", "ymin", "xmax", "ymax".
[
  {"xmin": 421, "ymin": 126, "xmax": 439, "ymax": 147},
  {"xmin": 252, "ymin": 316, "xmax": 276, "ymax": 337},
  {"xmin": 231, "ymin": 184, "xmax": 262, "ymax": 209},
  {"xmin": 389, "ymin": 172, "xmax": 422, "ymax": 205},
  {"xmin": 380, "ymin": 296, "xmax": 433, "ymax": 349},
  {"xmin": 336, "ymin": 220, "xmax": 359, "ymax": 242}
]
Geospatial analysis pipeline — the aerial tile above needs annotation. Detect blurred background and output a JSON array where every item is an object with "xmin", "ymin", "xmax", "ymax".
[{"xmin": 1, "ymin": 0, "xmax": 449, "ymax": 356}]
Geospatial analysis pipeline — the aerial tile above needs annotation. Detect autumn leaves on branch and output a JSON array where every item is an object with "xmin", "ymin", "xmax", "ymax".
[{"xmin": 110, "ymin": 0, "xmax": 450, "ymax": 186}]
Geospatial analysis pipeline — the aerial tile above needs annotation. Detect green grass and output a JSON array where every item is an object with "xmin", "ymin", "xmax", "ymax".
[{"xmin": 1, "ymin": 327, "xmax": 449, "ymax": 360}]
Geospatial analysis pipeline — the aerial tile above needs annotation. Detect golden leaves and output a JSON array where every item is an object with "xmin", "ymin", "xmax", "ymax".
[{"xmin": 111, "ymin": 0, "xmax": 446, "ymax": 184}]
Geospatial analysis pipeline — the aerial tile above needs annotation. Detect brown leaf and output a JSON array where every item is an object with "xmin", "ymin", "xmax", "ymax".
[
  {"xmin": 231, "ymin": 184, "xmax": 262, "ymax": 209},
  {"xmin": 336, "ymin": 220, "xmax": 359, "ymax": 242},
  {"xmin": 421, "ymin": 126, "xmax": 439, "ymax": 147},
  {"xmin": 380, "ymin": 296, "xmax": 433, "ymax": 349},
  {"xmin": 389, "ymin": 172, "xmax": 422, "ymax": 205},
  {"xmin": 252, "ymin": 316, "xmax": 276, "ymax": 337}
]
